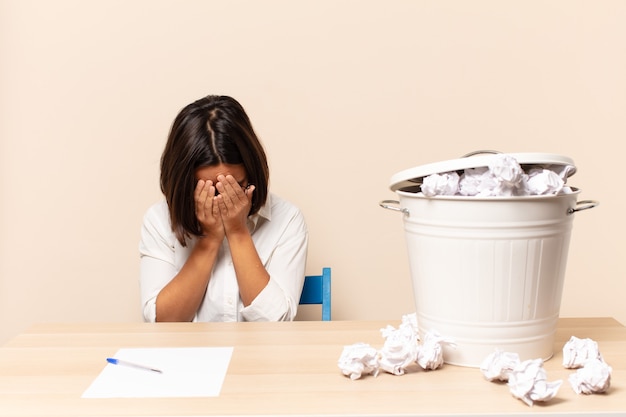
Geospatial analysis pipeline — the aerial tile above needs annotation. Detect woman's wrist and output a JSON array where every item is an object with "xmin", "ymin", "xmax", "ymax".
[
  {"xmin": 195, "ymin": 233, "xmax": 222, "ymax": 250},
  {"xmin": 225, "ymin": 226, "xmax": 251, "ymax": 242}
]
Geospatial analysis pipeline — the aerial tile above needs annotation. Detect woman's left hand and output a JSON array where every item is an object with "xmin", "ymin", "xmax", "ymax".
[{"xmin": 214, "ymin": 174, "xmax": 255, "ymax": 236}]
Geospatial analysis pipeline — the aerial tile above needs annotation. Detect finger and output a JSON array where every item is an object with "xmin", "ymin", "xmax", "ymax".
[
  {"xmin": 194, "ymin": 179, "xmax": 205, "ymax": 199},
  {"xmin": 194, "ymin": 180, "xmax": 207, "ymax": 217},
  {"xmin": 213, "ymin": 195, "xmax": 222, "ymax": 218},
  {"xmin": 215, "ymin": 194, "xmax": 229, "ymax": 218},
  {"xmin": 223, "ymin": 175, "xmax": 247, "ymax": 198},
  {"xmin": 245, "ymin": 184, "xmax": 255, "ymax": 200},
  {"xmin": 214, "ymin": 176, "xmax": 227, "ymax": 199},
  {"xmin": 216, "ymin": 175, "xmax": 240, "ymax": 207},
  {"xmin": 195, "ymin": 180, "xmax": 214, "ymax": 219},
  {"xmin": 204, "ymin": 181, "xmax": 217, "ymax": 212}
]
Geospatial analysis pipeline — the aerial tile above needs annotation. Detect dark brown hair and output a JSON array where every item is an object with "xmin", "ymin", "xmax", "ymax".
[{"xmin": 160, "ymin": 95, "xmax": 269, "ymax": 246}]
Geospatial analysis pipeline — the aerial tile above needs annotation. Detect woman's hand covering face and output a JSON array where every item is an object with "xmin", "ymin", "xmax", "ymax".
[
  {"xmin": 194, "ymin": 179, "xmax": 225, "ymax": 241},
  {"xmin": 214, "ymin": 174, "xmax": 255, "ymax": 236}
]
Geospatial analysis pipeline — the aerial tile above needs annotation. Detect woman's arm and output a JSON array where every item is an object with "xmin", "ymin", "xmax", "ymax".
[
  {"xmin": 154, "ymin": 236, "xmax": 221, "ymax": 321},
  {"xmin": 240, "ymin": 196, "xmax": 308, "ymax": 322},
  {"xmin": 154, "ymin": 179, "xmax": 225, "ymax": 321},
  {"xmin": 215, "ymin": 175, "xmax": 270, "ymax": 306}
]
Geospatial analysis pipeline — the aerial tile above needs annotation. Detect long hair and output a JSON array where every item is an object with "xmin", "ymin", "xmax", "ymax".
[{"xmin": 160, "ymin": 95, "xmax": 269, "ymax": 246}]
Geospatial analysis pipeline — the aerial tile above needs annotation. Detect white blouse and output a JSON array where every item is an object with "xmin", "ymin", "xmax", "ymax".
[{"xmin": 139, "ymin": 193, "xmax": 308, "ymax": 322}]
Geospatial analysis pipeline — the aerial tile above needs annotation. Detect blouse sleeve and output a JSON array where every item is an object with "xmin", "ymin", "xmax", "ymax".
[{"xmin": 138, "ymin": 202, "xmax": 178, "ymax": 323}]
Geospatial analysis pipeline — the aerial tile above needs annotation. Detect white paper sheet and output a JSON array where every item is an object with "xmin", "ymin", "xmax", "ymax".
[{"xmin": 82, "ymin": 347, "xmax": 233, "ymax": 398}]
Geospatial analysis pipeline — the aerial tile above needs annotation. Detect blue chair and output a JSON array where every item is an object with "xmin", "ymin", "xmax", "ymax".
[{"xmin": 299, "ymin": 267, "xmax": 331, "ymax": 321}]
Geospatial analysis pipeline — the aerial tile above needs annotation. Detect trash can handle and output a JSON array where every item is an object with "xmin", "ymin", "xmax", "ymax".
[
  {"xmin": 461, "ymin": 150, "xmax": 501, "ymax": 157},
  {"xmin": 379, "ymin": 200, "xmax": 409, "ymax": 215},
  {"xmin": 568, "ymin": 200, "xmax": 599, "ymax": 214}
]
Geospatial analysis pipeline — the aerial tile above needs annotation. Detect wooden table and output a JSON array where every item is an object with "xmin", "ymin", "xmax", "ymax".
[{"xmin": 0, "ymin": 318, "xmax": 624, "ymax": 416}]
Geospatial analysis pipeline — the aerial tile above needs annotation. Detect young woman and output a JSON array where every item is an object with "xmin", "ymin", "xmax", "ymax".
[{"xmin": 139, "ymin": 95, "xmax": 308, "ymax": 322}]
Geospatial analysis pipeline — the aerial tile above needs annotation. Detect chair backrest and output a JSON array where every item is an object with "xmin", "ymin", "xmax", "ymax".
[{"xmin": 299, "ymin": 267, "xmax": 331, "ymax": 321}]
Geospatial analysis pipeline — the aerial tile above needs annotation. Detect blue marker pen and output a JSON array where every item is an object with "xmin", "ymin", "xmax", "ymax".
[{"xmin": 106, "ymin": 357, "xmax": 163, "ymax": 373}]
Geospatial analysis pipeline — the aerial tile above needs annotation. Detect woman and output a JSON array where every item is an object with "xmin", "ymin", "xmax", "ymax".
[{"xmin": 139, "ymin": 95, "xmax": 308, "ymax": 322}]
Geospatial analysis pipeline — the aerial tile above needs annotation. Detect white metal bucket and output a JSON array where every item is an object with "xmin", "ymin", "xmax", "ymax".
[{"xmin": 381, "ymin": 186, "xmax": 597, "ymax": 367}]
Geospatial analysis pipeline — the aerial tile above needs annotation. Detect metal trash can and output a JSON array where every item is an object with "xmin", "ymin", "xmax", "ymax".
[{"xmin": 380, "ymin": 152, "xmax": 598, "ymax": 367}]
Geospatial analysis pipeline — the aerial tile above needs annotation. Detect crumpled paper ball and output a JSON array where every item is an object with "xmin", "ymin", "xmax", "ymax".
[
  {"xmin": 378, "ymin": 313, "xmax": 420, "ymax": 375},
  {"xmin": 378, "ymin": 327, "xmax": 418, "ymax": 375},
  {"xmin": 416, "ymin": 331, "xmax": 456, "ymax": 371},
  {"xmin": 459, "ymin": 167, "xmax": 496, "ymax": 196},
  {"xmin": 337, "ymin": 343, "xmax": 379, "ymax": 380},
  {"xmin": 421, "ymin": 171, "xmax": 460, "ymax": 196},
  {"xmin": 527, "ymin": 168, "xmax": 564, "ymax": 195},
  {"xmin": 480, "ymin": 349, "xmax": 520, "ymax": 382},
  {"xmin": 562, "ymin": 336, "xmax": 602, "ymax": 369},
  {"xmin": 489, "ymin": 154, "xmax": 527, "ymax": 195},
  {"xmin": 569, "ymin": 357, "xmax": 612, "ymax": 394},
  {"xmin": 507, "ymin": 359, "xmax": 562, "ymax": 406},
  {"xmin": 400, "ymin": 312, "xmax": 418, "ymax": 334}
]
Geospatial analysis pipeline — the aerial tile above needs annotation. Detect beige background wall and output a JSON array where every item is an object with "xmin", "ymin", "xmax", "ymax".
[{"xmin": 1, "ymin": 0, "xmax": 624, "ymax": 344}]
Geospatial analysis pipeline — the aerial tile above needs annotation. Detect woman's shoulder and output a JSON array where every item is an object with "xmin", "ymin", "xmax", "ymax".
[
  {"xmin": 141, "ymin": 200, "xmax": 173, "ymax": 235},
  {"xmin": 139, "ymin": 200, "xmax": 178, "ymax": 254},
  {"xmin": 143, "ymin": 200, "xmax": 169, "ymax": 221},
  {"xmin": 267, "ymin": 193, "xmax": 302, "ymax": 214},
  {"xmin": 266, "ymin": 193, "xmax": 307, "ymax": 228}
]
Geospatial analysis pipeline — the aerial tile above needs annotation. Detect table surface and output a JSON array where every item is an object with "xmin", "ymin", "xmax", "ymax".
[{"xmin": 0, "ymin": 318, "xmax": 625, "ymax": 417}]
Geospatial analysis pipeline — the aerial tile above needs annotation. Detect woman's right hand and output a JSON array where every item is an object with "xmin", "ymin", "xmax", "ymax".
[
  {"xmin": 194, "ymin": 179, "xmax": 225, "ymax": 242},
  {"xmin": 155, "ymin": 180, "xmax": 224, "ymax": 322}
]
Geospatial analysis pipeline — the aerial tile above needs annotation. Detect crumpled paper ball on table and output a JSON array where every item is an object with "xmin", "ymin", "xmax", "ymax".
[
  {"xmin": 562, "ymin": 335, "xmax": 602, "ymax": 369},
  {"xmin": 569, "ymin": 357, "xmax": 612, "ymax": 394},
  {"xmin": 378, "ymin": 315, "xmax": 419, "ymax": 376},
  {"xmin": 416, "ymin": 331, "xmax": 456, "ymax": 371},
  {"xmin": 400, "ymin": 312, "xmax": 418, "ymax": 333},
  {"xmin": 337, "ymin": 342, "xmax": 379, "ymax": 380},
  {"xmin": 507, "ymin": 359, "xmax": 562, "ymax": 407},
  {"xmin": 480, "ymin": 349, "xmax": 520, "ymax": 382}
]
